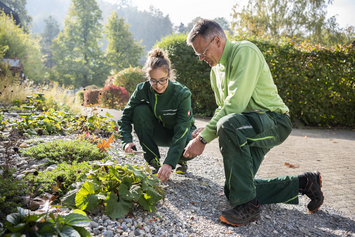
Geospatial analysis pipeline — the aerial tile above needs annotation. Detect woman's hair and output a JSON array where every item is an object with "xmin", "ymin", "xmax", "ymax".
[
  {"xmin": 187, "ymin": 18, "xmax": 226, "ymax": 45},
  {"xmin": 143, "ymin": 48, "xmax": 175, "ymax": 81}
]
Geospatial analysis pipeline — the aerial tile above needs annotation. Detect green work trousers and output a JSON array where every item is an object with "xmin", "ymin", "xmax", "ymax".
[
  {"xmin": 132, "ymin": 104, "xmax": 195, "ymax": 165},
  {"xmin": 217, "ymin": 111, "xmax": 299, "ymax": 206}
]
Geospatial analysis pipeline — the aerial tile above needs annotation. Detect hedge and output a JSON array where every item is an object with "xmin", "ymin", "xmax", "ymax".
[{"xmin": 241, "ymin": 37, "xmax": 355, "ymax": 127}]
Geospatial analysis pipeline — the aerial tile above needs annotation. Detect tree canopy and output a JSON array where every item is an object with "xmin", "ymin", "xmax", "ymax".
[
  {"xmin": 104, "ymin": 11, "xmax": 144, "ymax": 74},
  {"xmin": 51, "ymin": 0, "xmax": 106, "ymax": 87}
]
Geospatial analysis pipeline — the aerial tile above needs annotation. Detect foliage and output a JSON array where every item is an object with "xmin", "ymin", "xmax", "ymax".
[
  {"xmin": 61, "ymin": 161, "xmax": 164, "ymax": 218},
  {"xmin": 155, "ymin": 34, "xmax": 217, "ymax": 116},
  {"xmin": 231, "ymin": 0, "xmax": 354, "ymax": 47},
  {"xmin": 51, "ymin": 0, "xmax": 108, "ymax": 87},
  {"xmin": 0, "ymin": 169, "xmax": 29, "ymax": 218},
  {"xmin": 1, "ymin": 0, "xmax": 32, "ymax": 33},
  {"xmin": 98, "ymin": 84, "xmax": 129, "ymax": 109},
  {"xmin": 0, "ymin": 11, "xmax": 44, "ymax": 83},
  {"xmin": 76, "ymin": 90, "xmax": 85, "ymax": 105},
  {"xmin": 26, "ymin": 161, "xmax": 92, "ymax": 197},
  {"xmin": 112, "ymin": 66, "xmax": 146, "ymax": 96},
  {"xmin": 234, "ymin": 35, "xmax": 355, "ymax": 127},
  {"xmin": 84, "ymin": 89, "xmax": 101, "ymax": 106},
  {"xmin": 21, "ymin": 139, "xmax": 108, "ymax": 165},
  {"xmin": 104, "ymin": 11, "xmax": 145, "ymax": 74},
  {"xmin": 1, "ymin": 207, "xmax": 91, "ymax": 237},
  {"xmin": 40, "ymin": 15, "xmax": 60, "ymax": 69}
]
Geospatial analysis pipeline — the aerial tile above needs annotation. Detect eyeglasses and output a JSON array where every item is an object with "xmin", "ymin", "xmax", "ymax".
[
  {"xmin": 149, "ymin": 76, "xmax": 169, "ymax": 85},
  {"xmin": 195, "ymin": 37, "xmax": 215, "ymax": 58}
]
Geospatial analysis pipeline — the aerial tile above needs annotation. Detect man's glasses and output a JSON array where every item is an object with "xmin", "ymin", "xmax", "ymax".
[
  {"xmin": 149, "ymin": 76, "xmax": 169, "ymax": 85},
  {"xmin": 195, "ymin": 36, "xmax": 215, "ymax": 58}
]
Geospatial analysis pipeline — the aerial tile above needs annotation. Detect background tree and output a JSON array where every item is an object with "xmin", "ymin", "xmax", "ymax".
[
  {"xmin": 51, "ymin": 0, "xmax": 107, "ymax": 88},
  {"xmin": 1, "ymin": 0, "xmax": 32, "ymax": 32},
  {"xmin": 40, "ymin": 16, "xmax": 59, "ymax": 69},
  {"xmin": 0, "ymin": 11, "xmax": 43, "ymax": 82},
  {"xmin": 104, "ymin": 11, "xmax": 144, "ymax": 74},
  {"xmin": 116, "ymin": 5, "xmax": 173, "ymax": 53},
  {"xmin": 230, "ymin": 0, "xmax": 351, "ymax": 46}
]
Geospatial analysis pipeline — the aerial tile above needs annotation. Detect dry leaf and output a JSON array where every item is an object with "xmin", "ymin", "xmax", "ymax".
[
  {"xmin": 333, "ymin": 141, "xmax": 338, "ymax": 143},
  {"xmin": 97, "ymin": 135, "xmax": 114, "ymax": 152},
  {"xmin": 52, "ymin": 185, "xmax": 59, "ymax": 192},
  {"xmin": 304, "ymin": 136, "xmax": 309, "ymax": 139},
  {"xmin": 284, "ymin": 162, "xmax": 299, "ymax": 168}
]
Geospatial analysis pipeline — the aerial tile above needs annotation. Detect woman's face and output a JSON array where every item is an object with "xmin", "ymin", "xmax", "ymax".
[{"xmin": 149, "ymin": 67, "xmax": 169, "ymax": 94}]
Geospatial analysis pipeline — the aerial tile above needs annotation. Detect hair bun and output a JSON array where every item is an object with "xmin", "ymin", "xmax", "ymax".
[{"xmin": 148, "ymin": 48, "xmax": 165, "ymax": 58}]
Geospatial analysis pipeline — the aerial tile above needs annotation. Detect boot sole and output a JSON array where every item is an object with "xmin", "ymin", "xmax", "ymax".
[
  {"xmin": 219, "ymin": 214, "xmax": 260, "ymax": 227},
  {"xmin": 309, "ymin": 171, "xmax": 324, "ymax": 213}
]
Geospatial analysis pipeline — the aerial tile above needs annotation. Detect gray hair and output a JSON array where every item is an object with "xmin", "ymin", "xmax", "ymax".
[{"xmin": 187, "ymin": 19, "xmax": 227, "ymax": 45}]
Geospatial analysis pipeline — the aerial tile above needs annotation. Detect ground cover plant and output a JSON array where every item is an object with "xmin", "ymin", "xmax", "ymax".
[{"xmin": 21, "ymin": 139, "xmax": 108, "ymax": 165}]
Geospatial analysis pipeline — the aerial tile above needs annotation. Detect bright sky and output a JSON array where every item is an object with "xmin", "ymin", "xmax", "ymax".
[{"xmin": 105, "ymin": 0, "xmax": 354, "ymax": 29}]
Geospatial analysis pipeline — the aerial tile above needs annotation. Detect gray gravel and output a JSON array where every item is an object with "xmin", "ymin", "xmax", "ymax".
[{"xmin": 1, "ymin": 114, "xmax": 355, "ymax": 236}]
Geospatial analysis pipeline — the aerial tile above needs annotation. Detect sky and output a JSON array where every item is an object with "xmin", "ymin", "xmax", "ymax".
[{"xmin": 105, "ymin": 0, "xmax": 354, "ymax": 29}]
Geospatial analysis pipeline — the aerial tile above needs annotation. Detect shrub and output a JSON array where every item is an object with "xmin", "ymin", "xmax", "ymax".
[
  {"xmin": 98, "ymin": 84, "xmax": 129, "ymax": 110},
  {"xmin": 84, "ymin": 89, "xmax": 100, "ymax": 106},
  {"xmin": 155, "ymin": 34, "xmax": 217, "ymax": 116},
  {"xmin": 75, "ymin": 90, "xmax": 85, "ymax": 105},
  {"xmin": 112, "ymin": 66, "xmax": 146, "ymax": 96},
  {"xmin": 235, "ymin": 35, "xmax": 355, "ymax": 127},
  {"xmin": 20, "ymin": 139, "xmax": 108, "ymax": 165}
]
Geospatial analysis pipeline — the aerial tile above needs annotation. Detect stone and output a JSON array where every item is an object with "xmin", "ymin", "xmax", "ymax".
[
  {"xmin": 102, "ymin": 230, "xmax": 113, "ymax": 237},
  {"xmin": 19, "ymin": 143, "xmax": 29, "ymax": 148},
  {"xmin": 91, "ymin": 221, "xmax": 99, "ymax": 228}
]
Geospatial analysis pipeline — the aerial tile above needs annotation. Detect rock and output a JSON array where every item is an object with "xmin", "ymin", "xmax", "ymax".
[
  {"xmin": 21, "ymin": 195, "xmax": 31, "ymax": 206},
  {"xmin": 19, "ymin": 143, "xmax": 29, "ymax": 148},
  {"xmin": 16, "ymin": 174, "xmax": 25, "ymax": 180},
  {"xmin": 91, "ymin": 221, "xmax": 99, "ymax": 228},
  {"xmin": 102, "ymin": 230, "xmax": 113, "ymax": 237},
  {"xmin": 46, "ymin": 164, "xmax": 58, "ymax": 171}
]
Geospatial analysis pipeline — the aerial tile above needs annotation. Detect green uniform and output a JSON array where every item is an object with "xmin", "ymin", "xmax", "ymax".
[
  {"xmin": 120, "ymin": 80, "xmax": 196, "ymax": 169},
  {"xmin": 200, "ymin": 39, "xmax": 299, "ymax": 206}
]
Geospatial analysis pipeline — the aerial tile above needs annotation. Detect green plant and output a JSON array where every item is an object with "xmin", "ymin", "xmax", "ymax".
[
  {"xmin": 26, "ymin": 161, "xmax": 93, "ymax": 197},
  {"xmin": 62, "ymin": 161, "xmax": 164, "ymax": 218},
  {"xmin": 75, "ymin": 90, "xmax": 85, "ymax": 106},
  {"xmin": 1, "ymin": 207, "xmax": 91, "ymax": 237},
  {"xmin": 21, "ymin": 139, "xmax": 108, "ymax": 165},
  {"xmin": 112, "ymin": 66, "xmax": 146, "ymax": 96},
  {"xmin": 0, "ymin": 169, "xmax": 29, "ymax": 219},
  {"xmin": 98, "ymin": 84, "xmax": 129, "ymax": 109}
]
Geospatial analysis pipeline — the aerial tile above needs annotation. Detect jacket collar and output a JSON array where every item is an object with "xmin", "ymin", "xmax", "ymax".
[{"xmin": 218, "ymin": 39, "xmax": 232, "ymax": 67}]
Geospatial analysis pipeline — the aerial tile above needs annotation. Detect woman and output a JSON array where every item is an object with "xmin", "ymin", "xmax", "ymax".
[{"xmin": 119, "ymin": 48, "xmax": 196, "ymax": 182}]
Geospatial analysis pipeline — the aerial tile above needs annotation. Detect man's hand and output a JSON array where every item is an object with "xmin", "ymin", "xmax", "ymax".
[
  {"xmin": 157, "ymin": 164, "xmax": 172, "ymax": 182},
  {"xmin": 183, "ymin": 137, "xmax": 205, "ymax": 158},
  {"xmin": 124, "ymin": 142, "xmax": 135, "ymax": 153},
  {"xmin": 191, "ymin": 127, "xmax": 205, "ymax": 138}
]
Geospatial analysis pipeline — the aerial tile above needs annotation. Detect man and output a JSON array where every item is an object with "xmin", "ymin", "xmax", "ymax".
[{"xmin": 183, "ymin": 19, "xmax": 324, "ymax": 227}]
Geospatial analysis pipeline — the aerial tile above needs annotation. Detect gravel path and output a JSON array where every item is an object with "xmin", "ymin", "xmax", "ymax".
[{"xmin": 1, "ymin": 112, "xmax": 355, "ymax": 236}]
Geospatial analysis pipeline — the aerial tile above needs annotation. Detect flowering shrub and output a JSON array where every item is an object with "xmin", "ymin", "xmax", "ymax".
[
  {"xmin": 98, "ymin": 84, "xmax": 129, "ymax": 109},
  {"xmin": 84, "ymin": 89, "xmax": 100, "ymax": 106}
]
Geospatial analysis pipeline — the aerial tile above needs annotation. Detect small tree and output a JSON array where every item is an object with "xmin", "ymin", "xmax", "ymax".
[{"xmin": 98, "ymin": 85, "xmax": 129, "ymax": 109}]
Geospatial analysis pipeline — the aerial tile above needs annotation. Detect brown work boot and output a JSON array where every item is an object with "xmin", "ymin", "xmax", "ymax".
[
  {"xmin": 220, "ymin": 199, "xmax": 261, "ymax": 226},
  {"xmin": 300, "ymin": 171, "xmax": 324, "ymax": 213}
]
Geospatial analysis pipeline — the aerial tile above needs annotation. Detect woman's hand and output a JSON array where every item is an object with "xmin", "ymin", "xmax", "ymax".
[
  {"xmin": 124, "ymin": 142, "xmax": 136, "ymax": 153},
  {"xmin": 157, "ymin": 164, "xmax": 173, "ymax": 182},
  {"xmin": 191, "ymin": 127, "xmax": 205, "ymax": 138}
]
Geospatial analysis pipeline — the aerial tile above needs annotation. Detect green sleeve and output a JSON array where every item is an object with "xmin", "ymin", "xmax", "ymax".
[{"xmin": 163, "ymin": 90, "xmax": 194, "ymax": 169}]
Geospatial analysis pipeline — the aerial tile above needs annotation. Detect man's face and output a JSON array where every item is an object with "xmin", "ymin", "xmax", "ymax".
[{"xmin": 192, "ymin": 35, "xmax": 220, "ymax": 67}]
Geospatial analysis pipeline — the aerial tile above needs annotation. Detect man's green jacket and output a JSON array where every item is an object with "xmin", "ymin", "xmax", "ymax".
[{"xmin": 119, "ymin": 80, "xmax": 195, "ymax": 168}]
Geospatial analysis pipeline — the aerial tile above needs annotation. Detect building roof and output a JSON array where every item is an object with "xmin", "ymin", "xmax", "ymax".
[{"xmin": 2, "ymin": 58, "xmax": 22, "ymax": 68}]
